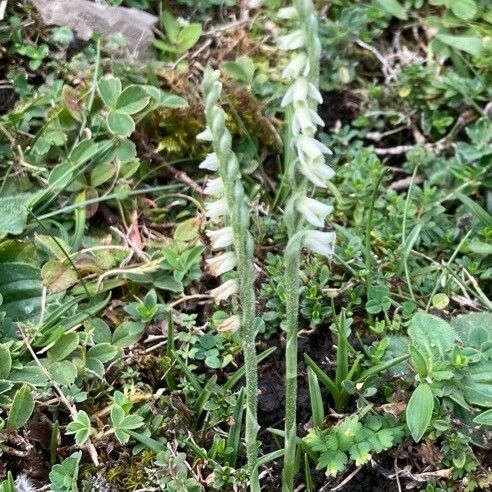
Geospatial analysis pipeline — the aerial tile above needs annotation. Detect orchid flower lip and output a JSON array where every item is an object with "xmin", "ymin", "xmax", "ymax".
[
  {"xmin": 205, "ymin": 198, "xmax": 229, "ymax": 219},
  {"xmin": 299, "ymin": 161, "xmax": 335, "ymax": 188},
  {"xmin": 282, "ymin": 53, "xmax": 309, "ymax": 79},
  {"xmin": 277, "ymin": 29, "xmax": 306, "ymax": 50},
  {"xmin": 296, "ymin": 135, "xmax": 332, "ymax": 157},
  {"xmin": 296, "ymin": 197, "xmax": 333, "ymax": 227},
  {"xmin": 196, "ymin": 127, "xmax": 213, "ymax": 141},
  {"xmin": 217, "ymin": 314, "xmax": 241, "ymax": 333},
  {"xmin": 206, "ymin": 251, "xmax": 237, "ymax": 276},
  {"xmin": 199, "ymin": 152, "xmax": 219, "ymax": 171},
  {"xmin": 206, "ymin": 226, "xmax": 234, "ymax": 250},
  {"xmin": 210, "ymin": 278, "xmax": 239, "ymax": 301},
  {"xmin": 203, "ymin": 177, "xmax": 225, "ymax": 195},
  {"xmin": 303, "ymin": 230, "xmax": 336, "ymax": 258}
]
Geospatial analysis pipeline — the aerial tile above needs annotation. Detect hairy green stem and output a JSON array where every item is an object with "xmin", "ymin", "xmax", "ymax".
[
  {"xmin": 282, "ymin": 232, "xmax": 303, "ymax": 491},
  {"xmin": 281, "ymin": 2, "xmax": 322, "ymax": 490},
  {"xmin": 202, "ymin": 69, "xmax": 259, "ymax": 490}
]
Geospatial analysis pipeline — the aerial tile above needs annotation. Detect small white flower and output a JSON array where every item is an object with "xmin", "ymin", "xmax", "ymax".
[
  {"xmin": 281, "ymin": 77, "xmax": 308, "ymax": 107},
  {"xmin": 206, "ymin": 226, "xmax": 234, "ymax": 250},
  {"xmin": 205, "ymin": 198, "xmax": 229, "ymax": 219},
  {"xmin": 292, "ymin": 102, "xmax": 324, "ymax": 136},
  {"xmin": 211, "ymin": 279, "xmax": 239, "ymax": 301},
  {"xmin": 299, "ymin": 160, "xmax": 335, "ymax": 188},
  {"xmin": 296, "ymin": 197, "xmax": 333, "ymax": 227},
  {"xmin": 282, "ymin": 53, "xmax": 309, "ymax": 79},
  {"xmin": 282, "ymin": 78, "xmax": 323, "ymax": 108},
  {"xmin": 206, "ymin": 252, "xmax": 237, "ymax": 276},
  {"xmin": 308, "ymin": 82, "xmax": 323, "ymax": 104},
  {"xmin": 303, "ymin": 230, "xmax": 336, "ymax": 257},
  {"xmin": 296, "ymin": 135, "xmax": 332, "ymax": 159},
  {"xmin": 197, "ymin": 127, "xmax": 213, "ymax": 141},
  {"xmin": 217, "ymin": 314, "xmax": 241, "ymax": 333},
  {"xmin": 203, "ymin": 177, "xmax": 225, "ymax": 195},
  {"xmin": 278, "ymin": 6, "xmax": 298, "ymax": 19},
  {"xmin": 277, "ymin": 30, "xmax": 305, "ymax": 50},
  {"xmin": 199, "ymin": 153, "xmax": 220, "ymax": 171}
]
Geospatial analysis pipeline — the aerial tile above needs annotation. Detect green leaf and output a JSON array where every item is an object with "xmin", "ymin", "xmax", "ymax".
[
  {"xmin": 307, "ymin": 366, "xmax": 325, "ymax": 427},
  {"xmin": 0, "ymin": 345, "xmax": 12, "ymax": 379},
  {"xmin": 409, "ymin": 344, "xmax": 428, "ymax": 378},
  {"xmin": 450, "ymin": 0, "xmax": 477, "ymax": 20},
  {"xmin": 406, "ymin": 383, "xmax": 434, "ymax": 442},
  {"xmin": 0, "ymin": 262, "xmax": 42, "ymax": 321},
  {"xmin": 49, "ymin": 451, "xmax": 81, "ymax": 492},
  {"xmin": 69, "ymin": 139, "xmax": 98, "ymax": 165},
  {"xmin": 115, "ymin": 139, "xmax": 136, "ymax": 163},
  {"xmin": 48, "ymin": 360, "xmax": 77, "ymax": 386},
  {"xmin": 91, "ymin": 161, "xmax": 117, "ymax": 187},
  {"xmin": 161, "ymin": 93, "xmax": 188, "ymax": 108},
  {"xmin": 0, "ymin": 194, "xmax": 34, "ymax": 239},
  {"xmin": 9, "ymin": 365, "xmax": 47, "ymax": 386},
  {"xmin": 87, "ymin": 343, "xmax": 118, "ymax": 363},
  {"xmin": 161, "ymin": 11, "xmax": 180, "ymax": 44},
  {"xmin": 66, "ymin": 410, "xmax": 91, "ymax": 444},
  {"xmin": 435, "ymin": 33, "xmax": 482, "ymax": 55},
  {"xmin": 41, "ymin": 260, "xmax": 78, "ymax": 293},
  {"xmin": 223, "ymin": 56, "xmax": 255, "ymax": 84},
  {"xmin": 408, "ymin": 311, "xmax": 457, "ymax": 359},
  {"xmin": 7, "ymin": 384, "xmax": 34, "ymax": 429},
  {"xmin": 473, "ymin": 409, "xmax": 492, "ymax": 426},
  {"xmin": 107, "ymin": 111, "xmax": 135, "ymax": 137},
  {"xmin": 48, "ymin": 163, "xmax": 73, "ymax": 190},
  {"xmin": 348, "ymin": 441, "xmax": 372, "ymax": 466},
  {"xmin": 452, "ymin": 312, "xmax": 492, "ymax": 346},
  {"xmin": 317, "ymin": 450, "xmax": 348, "ymax": 476},
  {"xmin": 48, "ymin": 333, "xmax": 79, "ymax": 362},
  {"xmin": 112, "ymin": 321, "xmax": 145, "ymax": 348},
  {"xmin": 373, "ymin": 0, "xmax": 408, "ymax": 20},
  {"xmin": 115, "ymin": 86, "xmax": 150, "ymax": 115},
  {"xmin": 457, "ymin": 193, "xmax": 492, "ymax": 228},
  {"xmin": 177, "ymin": 23, "xmax": 202, "ymax": 53},
  {"xmin": 98, "ymin": 77, "xmax": 122, "ymax": 108}
]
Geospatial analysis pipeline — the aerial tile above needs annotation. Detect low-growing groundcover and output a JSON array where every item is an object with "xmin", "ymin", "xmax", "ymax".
[{"xmin": 0, "ymin": 0, "xmax": 492, "ymax": 491}]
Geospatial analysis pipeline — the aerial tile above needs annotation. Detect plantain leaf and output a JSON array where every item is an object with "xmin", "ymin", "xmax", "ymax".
[{"xmin": 406, "ymin": 382, "xmax": 434, "ymax": 442}]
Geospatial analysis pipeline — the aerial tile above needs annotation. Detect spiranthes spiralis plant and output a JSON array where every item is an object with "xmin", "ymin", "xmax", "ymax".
[
  {"xmin": 198, "ymin": 67, "xmax": 260, "ymax": 491},
  {"xmin": 277, "ymin": 1, "xmax": 336, "ymax": 491}
]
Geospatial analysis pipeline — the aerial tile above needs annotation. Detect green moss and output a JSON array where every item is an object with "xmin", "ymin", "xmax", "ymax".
[{"xmin": 104, "ymin": 450, "xmax": 156, "ymax": 491}]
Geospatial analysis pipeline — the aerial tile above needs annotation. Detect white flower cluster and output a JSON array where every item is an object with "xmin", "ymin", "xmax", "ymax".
[
  {"xmin": 277, "ymin": 1, "xmax": 336, "ymax": 258},
  {"xmin": 197, "ymin": 69, "xmax": 243, "ymax": 313}
]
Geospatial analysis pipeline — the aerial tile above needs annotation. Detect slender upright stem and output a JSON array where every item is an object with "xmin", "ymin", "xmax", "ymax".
[
  {"xmin": 282, "ymin": 232, "xmax": 303, "ymax": 491},
  {"xmin": 281, "ymin": 2, "xmax": 322, "ymax": 490},
  {"xmin": 201, "ymin": 70, "xmax": 259, "ymax": 490}
]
